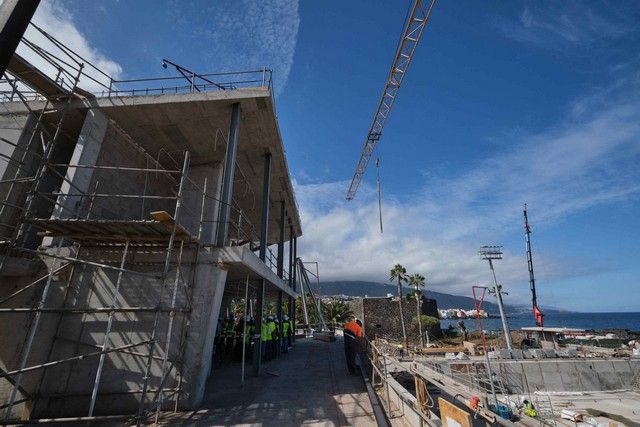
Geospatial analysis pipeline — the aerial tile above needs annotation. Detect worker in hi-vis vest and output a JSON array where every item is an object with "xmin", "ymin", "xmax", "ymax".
[
  {"xmin": 261, "ymin": 317, "xmax": 271, "ymax": 362},
  {"xmin": 282, "ymin": 315, "xmax": 291, "ymax": 353},
  {"xmin": 267, "ymin": 316, "xmax": 277, "ymax": 359},
  {"xmin": 342, "ymin": 318, "xmax": 363, "ymax": 374}
]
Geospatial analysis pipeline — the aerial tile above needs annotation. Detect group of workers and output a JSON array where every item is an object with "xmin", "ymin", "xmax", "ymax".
[
  {"xmin": 215, "ymin": 314, "xmax": 294, "ymax": 364},
  {"xmin": 260, "ymin": 315, "xmax": 294, "ymax": 361}
]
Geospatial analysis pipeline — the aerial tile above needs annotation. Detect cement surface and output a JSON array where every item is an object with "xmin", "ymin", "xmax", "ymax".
[{"xmin": 161, "ymin": 337, "xmax": 377, "ymax": 426}]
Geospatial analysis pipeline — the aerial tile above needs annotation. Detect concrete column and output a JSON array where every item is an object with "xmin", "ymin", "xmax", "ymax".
[
  {"xmin": 276, "ymin": 201, "xmax": 285, "ymax": 278},
  {"xmin": 52, "ymin": 108, "xmax": 108, "ymax": 219},
  {"xmin": 215, "ymin": 102, "xmax": 240, "ymax": 247},
  {"xmin": 180, "ymin": 258, "xmax": 228, "ymax": 408},
  {"xmin": 258, "ymin": 153, "xmax": 271, "ymax": 262},
  {"xmin": 252, "ymin": 279, "xmax": 265, "ymax": 376},
  {"xmin": 0, "ymin": 0, "xmax": 40, "ymax": 77}
]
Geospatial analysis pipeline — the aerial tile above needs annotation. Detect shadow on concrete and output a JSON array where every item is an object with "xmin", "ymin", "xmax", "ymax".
[{"xmin": 162, "ymin": 336, "xmax": 376, "ymax": 426}]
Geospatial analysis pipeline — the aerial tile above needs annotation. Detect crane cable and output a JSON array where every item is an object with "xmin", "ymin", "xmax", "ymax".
[{"xmin": 376, "ymin": 158, "xmax": 383, "ymax": 233}]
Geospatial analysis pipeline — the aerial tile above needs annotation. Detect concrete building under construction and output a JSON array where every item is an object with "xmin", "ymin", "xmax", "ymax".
[{"xmin": 0, "ymin": 20, "xmax": 301, "ymax": 423}]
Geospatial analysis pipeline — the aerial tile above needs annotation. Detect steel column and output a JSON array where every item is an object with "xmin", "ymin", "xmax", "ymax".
[
  {"xmin": 276, "ymin": 201, "xmax": 285, "ymax": 278},
  {"xmin": 258, "ymin": 153, "xmax": 271, "ymax": 262},
  {"xmin": 292, "ymin": 237, "xmax": 297, "ymax": 292},
  {"xmin": 215, "ymin": 102, "xmax": 240, "ymax": 247},
  {"xmin": 0, "ymin": 0, "xmax": 40, "ymax": 77},
  {"xmin": 288, "ymin": 226, "xmax": 293, "ymax": 288}
]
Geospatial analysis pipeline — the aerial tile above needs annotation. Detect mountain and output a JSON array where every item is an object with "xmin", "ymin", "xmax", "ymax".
[{"xmin": 319, "ymin": 280, "xmax": 567, "ymax": 315}]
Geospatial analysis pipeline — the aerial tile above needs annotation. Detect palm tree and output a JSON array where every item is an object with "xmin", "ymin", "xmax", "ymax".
[
  {"xmin": 407, "ymin": 273, "xmax": 426, "ymax": 347},
  {"xmin": 389, "ymin": 264, "xmax": 409, "ymax": 351},
  {"xmin": 322, "ymin": 300, "xmax": 354, "ymax": 331}
]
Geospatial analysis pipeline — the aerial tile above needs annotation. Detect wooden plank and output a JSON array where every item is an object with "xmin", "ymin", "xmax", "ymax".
[
  {"xmin": 150, "ymin": 211, "xmax": 173, "ymax": 222},
  {"xmin": 438, "ymin": 398, "xmax": 472, "ymax": 427}
]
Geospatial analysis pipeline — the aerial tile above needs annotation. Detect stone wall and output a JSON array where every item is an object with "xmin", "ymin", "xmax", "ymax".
[{"xmin": 351, "ymin": 296, "xmax": 441, "ymax": 342}]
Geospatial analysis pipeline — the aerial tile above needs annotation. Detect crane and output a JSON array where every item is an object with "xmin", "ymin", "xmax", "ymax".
[
  {"xmin": 524, "ymin": 204, "xmax": 544, "ymax": 327},
  {"xmin": 346, "ymin": 0, "xmax": 437, "ymax": 200}
]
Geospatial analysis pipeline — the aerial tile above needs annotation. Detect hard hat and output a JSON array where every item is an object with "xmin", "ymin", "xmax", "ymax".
[
  {"xmin": 283, "ymin": 315, "xmax": 289, "ymax": 320},
  {"xmin": 267, "ymin": 315, "xmax": 273, "ymax": 321}
]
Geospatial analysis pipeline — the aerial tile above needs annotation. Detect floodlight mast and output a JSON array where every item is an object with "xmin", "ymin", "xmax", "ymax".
[{"xmin": 479, "ymin": 246, "xmax": 513, "ymax": 350}]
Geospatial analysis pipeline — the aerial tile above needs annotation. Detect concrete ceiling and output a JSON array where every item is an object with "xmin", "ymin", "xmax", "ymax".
[{"xmin": 93, "ymin": 88, "xmax": 302, "ymax": 244}]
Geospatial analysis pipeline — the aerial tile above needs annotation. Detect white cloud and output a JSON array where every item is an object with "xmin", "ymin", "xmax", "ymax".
[
  {"xmin": 295, "ymin": 73, "xmax": 640, "ymax": 303},
  {"xmin": 178, "ymin": 0, "xmax": 300, "ymax": 96},
  {"xmin": 494, "ymin": 2, "xmax": 637, "ymax": 48},
  {"xmin": 3, "ymin": 1, "xmax": 122, "ymax": 94}
]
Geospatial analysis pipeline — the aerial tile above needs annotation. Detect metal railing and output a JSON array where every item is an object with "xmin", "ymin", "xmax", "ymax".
[{"xmin": 101, "ymin": 68, "xmax": 273, "ymax": 98}]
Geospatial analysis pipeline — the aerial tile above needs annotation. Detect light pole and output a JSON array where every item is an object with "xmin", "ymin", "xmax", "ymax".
[{"xmin": 479, "ymin": 246, "xmax": 513, "ymax": 350}]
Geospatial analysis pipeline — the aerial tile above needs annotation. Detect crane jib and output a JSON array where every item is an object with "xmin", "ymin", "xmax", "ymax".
[{"xmin": 345, "ymin": 0, "xmax": 437, "ymax": 200}]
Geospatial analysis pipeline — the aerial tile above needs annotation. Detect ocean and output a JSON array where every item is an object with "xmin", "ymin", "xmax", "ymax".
[{"xmin": 440, "ymin": 312, "xmax": 640, "ymax": 332}]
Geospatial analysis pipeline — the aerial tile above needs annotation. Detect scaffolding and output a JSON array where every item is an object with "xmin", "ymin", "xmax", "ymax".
[{"xmin": 0, "ymin": 25, "xmax": 276, "ymax": 425}]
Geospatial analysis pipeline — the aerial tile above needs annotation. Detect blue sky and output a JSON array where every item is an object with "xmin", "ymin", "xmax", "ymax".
[{"xmin": 30, "ymin": 0, "xmax": 640, "ymax": 312}]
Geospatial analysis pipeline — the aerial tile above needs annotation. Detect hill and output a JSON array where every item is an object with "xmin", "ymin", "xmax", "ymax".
[{"xmin": 319, "ymin": 280, "xmax": 530, "ymax": 315}]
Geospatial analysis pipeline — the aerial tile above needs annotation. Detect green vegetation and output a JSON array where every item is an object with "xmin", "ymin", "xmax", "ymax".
[
  {"xmin": 412, "ymin": 315, "xmax": 439, "ymax": 328},
  {"xmin": 322, "ymin": 300, "xmax": 354, "ymax": 331},
  {"xmin": 407, "ymin": 273, "xmax": 426, "ymax": 347}
]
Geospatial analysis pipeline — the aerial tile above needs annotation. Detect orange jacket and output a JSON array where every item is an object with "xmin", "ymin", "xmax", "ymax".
[{"xmin": 343, "ymin": 321, "xmax": 363, "ymax": 338}]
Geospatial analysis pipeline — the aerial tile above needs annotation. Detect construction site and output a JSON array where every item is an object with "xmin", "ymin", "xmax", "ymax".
[{"xmin": 1, "ymin": 0, "xmax": 639, "ymax": 426}]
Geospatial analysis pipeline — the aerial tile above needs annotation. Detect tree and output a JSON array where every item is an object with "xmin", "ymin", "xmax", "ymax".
[
  {"xmin": 407, "ymin": 273, "xmax": 426, "ymax": 347},
  {"xmin": 322, "ymin": 300, "xmax": 354, "ymax": 331},
  {"xmin": 389, "ymin": 264, "xmax": 409, "ymax": 351}
]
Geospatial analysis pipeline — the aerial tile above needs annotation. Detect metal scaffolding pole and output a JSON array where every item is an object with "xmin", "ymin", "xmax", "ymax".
[
  {"xmin": 3, "ymin": 240, "xmax": 64, "ymax": 423},
  {"xmin": 154, "ymin": 240, "xmax": 185, "ymax": 422},
  {"xmin": 88, "ymin": 241, "xmax": 130, "ymax": 416}
]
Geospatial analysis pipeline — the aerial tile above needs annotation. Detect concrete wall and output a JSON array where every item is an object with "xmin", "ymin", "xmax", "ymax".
[
  {"xmin": 494, "ymin": 358, "xmax": 640, "ymax": 394},
  {"xmin": 444, "ymin": 358, "xmax": 640, "ymax": 395},
  {"xmin": 0, "ymin": 113, "xmax": 40, "ymax": 240},
  {"xmin": 83, "ymin": 121, "xmax": 178, "ymax": 222},
  {"xmin": 182, "ymin": 162, "xmax": 223, "ymax": 244},
  {"xmin": 0, "ymin": 262, "xmax": 54, "ymax": 419},
  {"xmin": 0, "ymin": 245, "xmax": 229, "ymax": 419}
]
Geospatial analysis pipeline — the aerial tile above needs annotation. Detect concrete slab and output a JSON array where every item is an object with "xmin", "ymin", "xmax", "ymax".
[{"xmin": 161, "ymin": 337, "xmax": 377, "ymax": 426}]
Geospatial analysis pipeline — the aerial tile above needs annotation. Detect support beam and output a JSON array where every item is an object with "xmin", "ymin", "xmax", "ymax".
[
  {"xmin": 215, "ymin": 102, "xmax": 240, "ymax": 247},
  {"xmin": 258, "ymin": 152, "xmax": 271, "ymax": 262},
  {"xmin": 276, "ymin": 201, "xmax": 285, "ymax": 278},
  {"xmin": 0, "ymin": 0, "xmax": 40, "ymax": 77}
]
